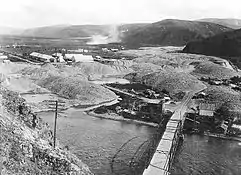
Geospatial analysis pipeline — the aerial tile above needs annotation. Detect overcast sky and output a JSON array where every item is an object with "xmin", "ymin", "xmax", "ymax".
[{"xmin": 1, "ymin": 0, "xmax": 241, "ymax": 28}]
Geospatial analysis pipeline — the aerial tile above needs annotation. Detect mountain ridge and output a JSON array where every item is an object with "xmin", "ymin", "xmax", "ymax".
[
  {"xmin": 197, "ymin": 18, "xmax": 241, "ymax": 29},
  {"xmin": 121, "ymin": 19, "xmax": 233, "ymax": 46}
]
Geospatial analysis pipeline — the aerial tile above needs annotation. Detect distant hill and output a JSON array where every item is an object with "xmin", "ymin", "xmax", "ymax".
[
  {"xmin": 183, "ymin": 29, "xmax": 241, "ymax": 68},
  {"xmin": 21, "ymin": 24, "xmax": 112, "ymax": 38},
  {"xmin": 121, "ymin": 19, "xmax": 232, "ymax": 47},
  {"xmin": 183, "ymin": 29, "xmax": 241, "ymax": 56},
  {"xmin": 198, "ymin": 18, "xmax": 241, "ymax": 29},
  {"xmin": 118, "ymin": 23, "xmax": 149, "ymax": 33},
  {"xmin": 0, "ymin": 26, "xmax": 23, "ymax": 35}
]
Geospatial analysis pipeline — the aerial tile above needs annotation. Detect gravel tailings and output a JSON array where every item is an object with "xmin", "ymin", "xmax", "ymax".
[
  {"xmin": 203, "ymin": 85, "xmax": 241, "ymax": 118},
  {"xmin": 204, "ymin": 86, "xmax": 241, "ymax": 104},
  {"xmin": 19, "ymin": 63, "xmax": 119, "ymax": 105},
  {"xmin": 125, "ymin": 70, "xmax": 205, "ymax": 93},
  {"xmin": 38, "ymin": 76, "xmax": 117, "ymax": 105},
  {"xmin": 73, "ymin": 61, "xmax": 133, "ymax": 79},
  {"xmin": 191, "ymin": 61, "xmax": 240, "ymax": 79}
]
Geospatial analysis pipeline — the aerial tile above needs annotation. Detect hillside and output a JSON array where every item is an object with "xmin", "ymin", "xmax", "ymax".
[
  {"xmin": 21, "ymin": 24, "xmax": 111, "ymax": 38},
  {"xmin": 121, "ymin": 19, "xmax": 232, "ymax": 46},
  {"xmin": 198, "ymin": 18, "xmax": 241, "ymax": 29},
  {"xmin": 0, "ymin": 87, "xmax": 93, "ymax": 175},
  {"xmin": 183, "ymin": 29, "xmax": 241, "ymax": 68},
  {"xmin": 19, "ymin": 63, "xmax": 119, "ymax": 105}
]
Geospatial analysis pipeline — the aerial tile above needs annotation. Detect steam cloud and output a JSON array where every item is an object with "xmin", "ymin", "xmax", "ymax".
[{"xmin": 87, "ymin": 25, "xmax": 121, "ymax": 45}]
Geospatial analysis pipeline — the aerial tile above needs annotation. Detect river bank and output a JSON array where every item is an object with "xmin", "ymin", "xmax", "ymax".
[
  {"xmin": 86, "ymin": 111, "xmax": 158, "ymax": 127},
  {"xmin": 21, "ymin": 91, "xmax": 158, "ymax": 127}
]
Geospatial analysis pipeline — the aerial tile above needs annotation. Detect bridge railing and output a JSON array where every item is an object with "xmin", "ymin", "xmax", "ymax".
[{"xmin": 143, "ymin": 119, "xmax": 183, "ymax": 175}]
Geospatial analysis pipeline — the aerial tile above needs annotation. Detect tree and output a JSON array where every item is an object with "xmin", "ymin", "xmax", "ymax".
[
  {"xmin": 214, "ymin": 105, "xmax": 229, "ymax": 121},
  {"xmin": 214, "ymin": 103, "xmax": 239, "ymax": 121}
]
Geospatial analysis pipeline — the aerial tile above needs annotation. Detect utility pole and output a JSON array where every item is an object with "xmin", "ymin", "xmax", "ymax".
[
  {"xmin": 46, "ymin": 100, "xmax": 65, "ymax": 149},
  {"xmin": 0, "ymin": 123, "xmax": 2, "ymax": 175},
  {"xmin": 53, "ymin": 101, "xmax": 58, "ymax": 149}
]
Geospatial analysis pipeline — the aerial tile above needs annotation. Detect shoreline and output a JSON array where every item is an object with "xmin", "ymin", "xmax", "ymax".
[
  {"xmin": 184, "ymin": 130, "xmax": 241, "ymax": 142},
  {"xmin": 86, "ymin": 111, "xmax": 158, "ymax": 127},
  {"xmin": 32, "ymin": 98, "xmax": 158, "ymax": 127}
]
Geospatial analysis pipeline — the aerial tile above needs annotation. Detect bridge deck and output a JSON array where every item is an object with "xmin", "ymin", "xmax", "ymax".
[{"xmin": 143, "ymin": 92, "xmax": 194, "ymax": 175}]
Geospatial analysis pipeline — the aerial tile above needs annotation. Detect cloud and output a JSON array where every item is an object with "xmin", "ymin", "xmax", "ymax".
[{"xmin": 0, "ymin": 0, "xmax": 241, "ymax": 28}]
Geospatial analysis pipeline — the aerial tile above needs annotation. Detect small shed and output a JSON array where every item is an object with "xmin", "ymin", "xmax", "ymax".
[
  {"xmin": 65, "ymin": 54, "xmax": 94, "ymax": 62},
  {"xmin": 0, "ymin": 55, "xmax": 8, "ymax": 60},
  {"xmin": 199, "ymin": 102, "xmax": 217, "ymax": 117}
]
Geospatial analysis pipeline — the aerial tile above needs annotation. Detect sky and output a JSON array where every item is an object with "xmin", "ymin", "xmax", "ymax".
[{"xmin": 0, "ymin": 0, "xmax": 241, "ymax": 28}]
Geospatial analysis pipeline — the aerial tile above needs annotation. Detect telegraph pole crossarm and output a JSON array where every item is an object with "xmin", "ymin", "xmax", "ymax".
[{"xmin": 45, "ymin": 100, "xmax": 65, "ymax": 149}]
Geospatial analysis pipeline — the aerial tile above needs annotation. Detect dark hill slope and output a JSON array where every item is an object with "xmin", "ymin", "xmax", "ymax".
[
  {"xmin": 183, "ymin": 29, "xmax": 241, "ymax": 57},
  {"xmin": 121, "ymin": 19, "xmax": 232, "ymax": 46},
  {"xmin": 183, "ymin": 29, "xmax": 241, "ymax": 68},
  {"xmin": 198, "ymin": 18, "xmax": 241, "ymax": 29}
]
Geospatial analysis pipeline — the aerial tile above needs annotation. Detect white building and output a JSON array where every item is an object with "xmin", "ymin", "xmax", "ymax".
[
  {"xmin": 199, "ymin": 103, "xmax": 217, "ymax": 117},
  {"xmin": 52, "ymin": 53, "xmax": 62, "ymax": 57},
  {"xmin": 0, "ymin": 55, "xmax": 8, "ymax": 60},
  {"xmin": 30, "ymin": 52, "xmax": 54, "ymax": 62},
  {"xmin": 65, "ymin": 54, "xmax": 94, "ymax": 62}
]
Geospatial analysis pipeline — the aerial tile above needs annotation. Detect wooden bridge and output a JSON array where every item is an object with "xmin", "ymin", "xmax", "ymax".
[{"xmin": 143, "ymin": 91, "xmax": 195, "ymax": 175}]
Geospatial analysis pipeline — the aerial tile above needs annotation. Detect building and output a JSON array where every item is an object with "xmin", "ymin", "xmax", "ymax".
[
  {"xmin": 30, "ymin": 52, "xmax": 55, "ymax": 62},
  {"xmin": 0, "ymin": 55, "xmax": 8, "ymax": 60},
  {"xmin": 52, "ymin": 53, "xmax": 65, "ymax": 62},
  {"xmin": 65, "ymin": 54, "xmax": 94, "ymax": 62},
  {"xmin": 110, "ymin": 48, "xmax": 119, "ymax": 52},
  {"xmin": 198, "ymin": 102, "xmax": 217, "ymax": 117},
  {"xmin": 52, "ymin": 53, "xmax": 63, "ymax": 57}
]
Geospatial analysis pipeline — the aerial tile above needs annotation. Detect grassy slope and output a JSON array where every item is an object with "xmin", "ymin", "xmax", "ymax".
[
  {"xmin": 19, "ymin": 62, "xmax": 135, "ymax": 104},
  {"xmin": 21, "ymin": 25, "xmax": 111, "ymax": 38},
  {"xmin": 0, "ymin": 88, "xmax": 93, "ymax": 175},
  {"xmin": 198, "ymin": 18, "xmax": 241, "ymax": 29},
  {"xmin": 121, "ymin": 19, "xmax": 232, "ymax": 46}
]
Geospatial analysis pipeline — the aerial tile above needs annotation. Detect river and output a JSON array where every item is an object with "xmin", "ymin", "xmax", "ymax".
[
  {"xmin": 171, "ymin": 134, "xmax": 241, "ymax": 175},
  {"xmin": 22, "ymin": 93, "xmax": 241, "ymax": 175},
  {"xmin": 38, "ymin": 110, "xmax": 156, "ymax": 175}
]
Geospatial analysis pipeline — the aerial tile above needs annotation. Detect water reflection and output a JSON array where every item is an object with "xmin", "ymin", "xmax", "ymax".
[
  {"xmin": 38, "ymin": 110, "xmax": 156, "ymax": 175},
  {"xmin": 171, "ymin": 134, "xmax": 241, "ymax": 175}
]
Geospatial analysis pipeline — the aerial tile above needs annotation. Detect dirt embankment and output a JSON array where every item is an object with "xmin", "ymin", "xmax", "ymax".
[
  {"xmin": 19, "ymin": 63, "xmax": 120, "ymax": 105},
  {"xmin": 191, "ymin": 61, "xmax": 241, "ymax": 79},
  {"xmin": 38, "ymin": 76, "xmax": 117, "ymax": 105},
  {"xmin": 0, "ymin": 87, "xmax": 93, "ymax": 175},
  {"xmin": 129, "ymin": 70, "xmax": 205, "ymax": 93}
]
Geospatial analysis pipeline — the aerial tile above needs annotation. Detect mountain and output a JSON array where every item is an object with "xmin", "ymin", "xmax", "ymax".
[
  {"xmin": 21, "ymin": 24, "xmax": 112, "ymax": 38},
  {"xmin": 118, "ymin": 23, "xmax": 149, "ymax": 33},
  {"xmin": 183, "ymin": 29, "xmax": 241, "ymax": 68},
  {"xmin": 120, "ymin": 19, "xmax": 232, "ymax": 47},
  {"xmin": 0, "ymin": 26, "xmax": 23, "ymax": 35},
  {"xmin": 183, "ymin": 29, "xmax": 241, "ymax": 56},
  {"xmin": 198, "ymin": 18, "xmax": 241, "ymax": 29}
]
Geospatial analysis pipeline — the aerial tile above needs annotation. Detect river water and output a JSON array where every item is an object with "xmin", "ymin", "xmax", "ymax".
[
  {"xmin": 37, "ymin": 110, "xmax": 241, "ymax": 175},
  {"xmin": 38, "ymin": 110, "xmax": 156, "ymax": 175},
  {"xmin": 171, "ymin": 134, "xmax": 241, "ymax": 175}
]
